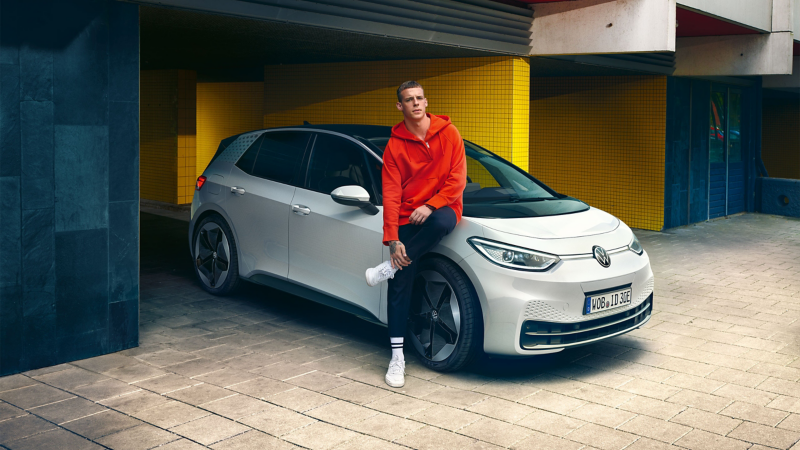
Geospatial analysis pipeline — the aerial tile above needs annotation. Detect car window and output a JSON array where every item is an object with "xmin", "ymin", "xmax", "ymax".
[
  {"xmin": 242, "ymin": 131, "xmax": 311, "ymax": 186},
  {"xmin": 306, "ymin": 133, "xmax": 377, "ymax": 201}
]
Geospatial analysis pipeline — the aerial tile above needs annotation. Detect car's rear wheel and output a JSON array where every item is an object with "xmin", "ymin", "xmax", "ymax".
[
  {"xmin": 193, "ymin": 215, "xmax": 240, "ymax": 295},
  {"xmin": 407, "ymin": 257, "xmax": 482, "ymax": 372}
]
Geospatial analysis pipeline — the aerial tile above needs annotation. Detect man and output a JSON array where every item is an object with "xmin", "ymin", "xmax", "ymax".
[{"xmin": 365, "ymin": 81, "xmax": 466, "ymax": 388}]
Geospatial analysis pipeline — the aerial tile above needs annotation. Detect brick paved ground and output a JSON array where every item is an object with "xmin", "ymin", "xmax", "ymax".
[{"xmin": 1, "ymin": 212, "xmax": 799, "ymax": 450}]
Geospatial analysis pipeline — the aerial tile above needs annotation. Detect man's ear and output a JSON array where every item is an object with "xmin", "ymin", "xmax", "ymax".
[{"xmin": 396, "ymin": 102, "xmax": 403, "ymax": 111}]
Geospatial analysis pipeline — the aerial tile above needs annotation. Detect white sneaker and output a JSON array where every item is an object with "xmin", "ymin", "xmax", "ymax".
[
  {"xmin": 366, "ymin": 260, "xmax": 398, "ymax": 287},
  {"xmin": 385, "ymin": 358, "xmax": 405, "ymax": 388}
]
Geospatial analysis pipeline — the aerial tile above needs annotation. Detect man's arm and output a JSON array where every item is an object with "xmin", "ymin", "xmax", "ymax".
[
  {"xmin": 425, "ymin": 131, "xmax": 466, "ymax": 210},
  {"xmin": 381, "ymin": 146, "xmax": 402, "ymax": 246}
]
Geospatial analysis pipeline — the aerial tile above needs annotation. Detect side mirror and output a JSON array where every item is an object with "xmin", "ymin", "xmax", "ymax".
[{"xmin": 331, "ymin": 185, "xmax": 379, "ymax": 215}]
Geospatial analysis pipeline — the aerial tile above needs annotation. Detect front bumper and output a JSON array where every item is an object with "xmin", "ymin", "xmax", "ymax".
[{"xmin": 459, "ymin": 245, "xmax": 654, "ymax": 356}]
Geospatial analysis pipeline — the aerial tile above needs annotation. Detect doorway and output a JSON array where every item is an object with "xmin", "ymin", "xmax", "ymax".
[{"xmin": 709, "ymin": 85, "xmax": 745, "ymax": 218}]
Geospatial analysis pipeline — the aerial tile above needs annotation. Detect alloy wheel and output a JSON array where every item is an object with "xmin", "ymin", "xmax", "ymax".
[
  {"xmin": 194, "ymin": 222, "xmax": 230, "ymax": 289},
  {"xmin": 408, "ymin": 270, "xmax": 461, "ymax": 362}
]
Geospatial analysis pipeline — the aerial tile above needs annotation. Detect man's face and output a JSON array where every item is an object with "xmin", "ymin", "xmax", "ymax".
[{"xmin": 396, "ymin": 87, "xmax": 427, "ymax": 120}]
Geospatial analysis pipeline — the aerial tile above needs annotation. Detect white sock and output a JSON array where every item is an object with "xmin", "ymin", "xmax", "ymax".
[{"xmin": 390, "ymin": 337, "xmax": 404, "ymax": 361}]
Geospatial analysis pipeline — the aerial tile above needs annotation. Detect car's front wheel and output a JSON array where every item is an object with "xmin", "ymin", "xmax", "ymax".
[
  {"xmin": 193, "ymin": 214, "xmax": 240, "ymax": 295},
  {"xmin": 407, "ymin": 257, "xmax": 482, "ymax": 372}
]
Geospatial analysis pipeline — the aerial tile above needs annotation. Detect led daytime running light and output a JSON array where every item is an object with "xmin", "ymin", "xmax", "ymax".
[{"xmin": 468, "ymin": 237, "xmax": 560, "ymax": 272}]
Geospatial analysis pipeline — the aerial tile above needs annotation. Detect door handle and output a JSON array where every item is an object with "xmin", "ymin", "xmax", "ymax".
[
  {"xmin": 231, "ymin": 186, "xmax": 245, "ymax": 195},
  {"xmin": 292, "ymin": 204, "xmax": 311, "ymax": 216}
]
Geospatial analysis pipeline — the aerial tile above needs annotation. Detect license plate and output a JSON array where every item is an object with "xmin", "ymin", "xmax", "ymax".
[{"xmin": 584, "ymin": 287, "xmax": 632, "ymax": 315}]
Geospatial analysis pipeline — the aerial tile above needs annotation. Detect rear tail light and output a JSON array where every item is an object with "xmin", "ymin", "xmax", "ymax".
[{"xmin": 196, "ymin": 176, "xmax": 207, "ymax": 190}]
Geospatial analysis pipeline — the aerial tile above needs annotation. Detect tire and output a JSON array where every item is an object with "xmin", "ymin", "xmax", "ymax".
[
  {"xmin": 192, "ymin": 214, "xmax": 240, "ymax": 296},
  {"xmin": 407, "ymin": 257, "xmax": 482, "ymax": 372}
]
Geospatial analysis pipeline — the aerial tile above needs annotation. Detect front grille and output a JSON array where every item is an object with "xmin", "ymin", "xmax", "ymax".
[{"xmin": 520, "ymin": 294, "xmax": 652, "ymax": 349}]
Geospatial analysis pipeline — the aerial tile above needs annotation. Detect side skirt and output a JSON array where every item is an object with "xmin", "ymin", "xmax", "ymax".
[{"xmin": 246, "ymin": 273, "xmax": 385, "ymax": 327}]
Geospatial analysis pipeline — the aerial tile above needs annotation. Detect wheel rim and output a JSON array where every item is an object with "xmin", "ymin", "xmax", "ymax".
[
  {"xmin": 407, "ymin": 270, "xmax": 461, "ymax": 362},
  {"xmin": 194, "ymin": 222, "xmax": 230, "ymax": 289}
]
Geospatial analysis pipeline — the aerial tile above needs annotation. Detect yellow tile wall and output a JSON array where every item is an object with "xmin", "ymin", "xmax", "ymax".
[
  {"xmin": 196, "ymin": 82, "xmax": 264, "ymax": 179},
  {"xmin": 140, "ymin": 70, "xmax": 178, "ymax": 204},
  {"xmin": 762, "ymin": 97, "xmax": 800, "ymax": 180},
  {"xmin": 262, "ymin": 57, "xmax": 530, "ymax": 177},
  {"xmin": 529, "ymin": 76, "xmax": 667, "ymax": 231},
  {"xmin": 177, "ymin": 70, "xmax": 197, "ymax": 204}
]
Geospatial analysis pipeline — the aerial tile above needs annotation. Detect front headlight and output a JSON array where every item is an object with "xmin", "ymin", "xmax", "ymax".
[
  {"xmin": 468, "ymin": 237, "xmax": 560, "ymax": 271},
  {"xmin": 629, "ymin": 233, "xmax": 643, "ymax": 255}
]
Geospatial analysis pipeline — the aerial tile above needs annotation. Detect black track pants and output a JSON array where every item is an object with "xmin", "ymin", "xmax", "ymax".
[{"xmin": 387, "ymin": 206, "xmax": 457, "ymax": 337}]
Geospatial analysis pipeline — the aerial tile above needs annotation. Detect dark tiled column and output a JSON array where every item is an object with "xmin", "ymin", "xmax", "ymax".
[{"xmin": 0, "ymin": 0, "xmax": 139, "ymax": 376}]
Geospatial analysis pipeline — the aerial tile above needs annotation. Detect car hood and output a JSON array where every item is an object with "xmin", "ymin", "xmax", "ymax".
[{"xmin": 467, "ymin": 207, "xmax": 619, "ymax": 239}]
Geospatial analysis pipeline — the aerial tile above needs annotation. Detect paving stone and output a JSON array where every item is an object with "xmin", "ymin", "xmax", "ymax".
[
  {"xmin": 210, "ymin": 430, "xmax": 298, "ymax": 449},
  {"xmin": 565, "ymin": 423, "xmax": 638, "ymax": 450},
  {"xmin": 193, "ymin": 368, "xmax": 259, "ymax": 388},
  {"xmin": 132, "ymin": 401, "xmax": 211, "ymax": 429},
  {"xmin": 268, "ymin": 387, "xmax": 336, "ymax": 412},
  {"xmin": 412, "ymin": 404, "xmax": 482, "ymax": 431},
  {"xmin": 151, "ymin": 438, "xmax": 208, "ymax": 450},
  {"xmin": 618, "ymin": 379, "xmax": 682, "ymax": 401},
  {"xmin": 166, "ymin": 383, "xmax": 235, "ymax": 405},
  {"xmin": 201, "ymin": 393, "xmax": 274, "ymax": 420},
  {"xmin": 3, "ymin": 428, "xmax": 103, "ymax": 450},
  {"xmin": 779, "ymin": 414, "xmax": 800, "ymax": 433},
  {"xmin": 669, "ymin": 407, "xmax": 742, "ymax": 435},
  {"xmin": 472, "ymin": 380, "xmax": 541, "ymax": 402},
  {"xmin": 285, "ymin": 370, "xmax": 351, "ymax": 392},
  {"xmin": 324, "ymin": 381, "xmax": 393, "ymax": 405},
  {"xmin": 674, "ymin": 428, "xmax": 751, "ymax": 450},
  {"xmin": 720, "ymin": 401, "xmax": 790, "ymax": 426},
  {"xmin": 302, "ymin": 356, "xmax": 367, "ymax": 375},
  {"xmin": 0, "ymin": 401, "xmax": 26, "ymax": 421},
  {"xmin": 62, "ymin": 410, "xmax": 143, "ymax": 440},
  {"xmin": 516, "ymin": 408, "xmax": 585, "ymax": 437},
  {"xmin": 665, "ymin": 389, "xmax": 732, "ymax": 413},
  {"xmin": 33, "ymin": 367, "xmax": 111, "ymax": 390},
  {"xmin": 349, "ymin": 412, "xmax": 424, "ymax": 441},
  {"xmin": 727, "ymin": 421, "xmax": 800, "ymax": 449},
  {"xmin": 0, "ymin": 384, "xmax": 74, "ymax": 409},
  {"xmin": 29, "ymin": 397, "xmax": 107, "ymax": 424},
  {"xmin": 305, "ymin": 399, "xmax": 378, "ymax": 426},
  {"xmin": 421, "ymin": 386, "xmax": 488, "ymax": 409},
  {"xmin": 466, "ymin": 397, "xmax": 535, "ymax": 424},
  {"xmin": 0, "ymin": 375, "xmax": 39, "ymax": 393},
  {"xmin": 517, "ymin": 390, "xmax": 585, "ymax": 415},
  {"xmin": 239, "ymin": 404, "xmax": 317, "ymax": 436},
  {"xmin": 169, "ymin": 414, "xmax": 251, "ymax": 446},
  {"xmin": 396, "ymin": 425, "xmax": 503, "ymax": 450},
  {"xmin": 365, "ymin": 393, "xmax": 433, "ymax": 418},
  {"xmin": 227, "ymin": 376, "xmax": 294, "ymax": 399},
  {"xmin": 0, "ymin": 414, "xmax": 57, "ymax": 445},
  {"xmin": 511, "ymin": 430, "xmax": 584, "ymax": 450},
  {"xmin": 101, "ymin": 364, "xmax": 167, "ymax": 383},
  {"xmin": 96, "ymin": 424, "xmax": 180, "ymax": 450},
  {"xmin": 283, "ymin": 420, "xmax": 359, "ymax": 450},
  {"xmin": 99, "ymin": 390, "xmax": 170, "ymax": 414},
  {"xmin": 72, "ymin": 354, "xmax": 140, "ymax": 374},
  {"xmin": 167, "ymin": 357, "xmax": 227, "ymax": 377},
  {"xmin": 618, "ymin": 414, "xmax": 691, "ymax": 444},
  {"xmin": 333, "ymin": 435, "xmax": 406, "ymax": 450},
  {"xmin": 135, "ymin": 349, "xmax": 200, "ymax": 368},
  {"xmin": 71, "ymin": 379, "xmax": 140, "ymax": 401},
  {"xmin": 133, "ymin": 373, "xmax": 200, "ymax": 394},
  {"xmin": 567, "ymin": 402, "xmax": 636, "ymax": 428}
]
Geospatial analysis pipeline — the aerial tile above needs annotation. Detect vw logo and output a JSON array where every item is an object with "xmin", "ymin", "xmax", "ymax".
[
  {"xmin": 431, "ymin": 310, "xmax": 439, "ymax": 321},
  {"xmin": 593, "ymin": 245, "xmax": 611, "ymax": 268}
]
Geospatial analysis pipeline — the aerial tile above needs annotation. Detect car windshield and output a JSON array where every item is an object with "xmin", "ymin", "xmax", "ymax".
[{"xmin": 366, "ymin": 137, "xmax": 559, "ymax": 205}]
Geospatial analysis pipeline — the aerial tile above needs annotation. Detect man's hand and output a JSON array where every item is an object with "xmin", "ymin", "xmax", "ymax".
[
  {"xmin": 408, "ymin": 205, "xmax": 433, "ymax": 225},
  {"xmin": 389, "ymin": 241, "xmax": 411, "ymax": 270}
]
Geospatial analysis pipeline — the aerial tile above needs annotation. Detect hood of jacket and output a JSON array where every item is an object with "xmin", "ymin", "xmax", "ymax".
[{"xmin": 390, "ymin": 114, "xmax": 452, "ymax": 142}]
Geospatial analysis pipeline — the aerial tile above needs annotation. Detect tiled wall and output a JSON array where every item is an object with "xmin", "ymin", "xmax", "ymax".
[
  {"xmin": 529, "ymin": 76, "xmax": 667, "ymax": 231},
  {"xmin": 140, "ymin": 70, "xmax": 197, "ymax": 204},
  {"xmin": 762, "ymin": 96, "xmax": 800, "ymax": 180},
  {"xmin": 196, "ymin": 82, "xmax": 264, "ymax": 179},
  {"xmin": 0, "ymin": 0, "xmax": 139, "ymax": 375},
  {"xmin": 178, "ymin": 71, "xmax": 197, "ymax": 204},
  {"xmin": 262, "ymin": 57, "xmax": 530, "ymax": 173},
  {"xmin": 140, "ymin": 70, "xmax": 178, "ymax": 203}
]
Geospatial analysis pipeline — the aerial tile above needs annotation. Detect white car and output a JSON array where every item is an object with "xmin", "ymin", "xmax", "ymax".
[{"xmin": 189, "ymin": 125, "xmax": 654, "ymax": 371}]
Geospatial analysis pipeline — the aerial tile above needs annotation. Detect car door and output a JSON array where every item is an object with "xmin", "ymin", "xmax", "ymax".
[
  {"xmin": 223, "ymin": 130, "xmax": 312, "ymax": 279},
  {"xmin": 288, "ymin": 132, "xmax": 384, "ymax": 318}
]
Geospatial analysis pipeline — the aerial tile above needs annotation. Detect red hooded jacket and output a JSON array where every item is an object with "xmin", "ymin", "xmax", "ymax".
[{"xmin": 382, "ymin": 114, "xmax": 467, "ymax": 245}]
